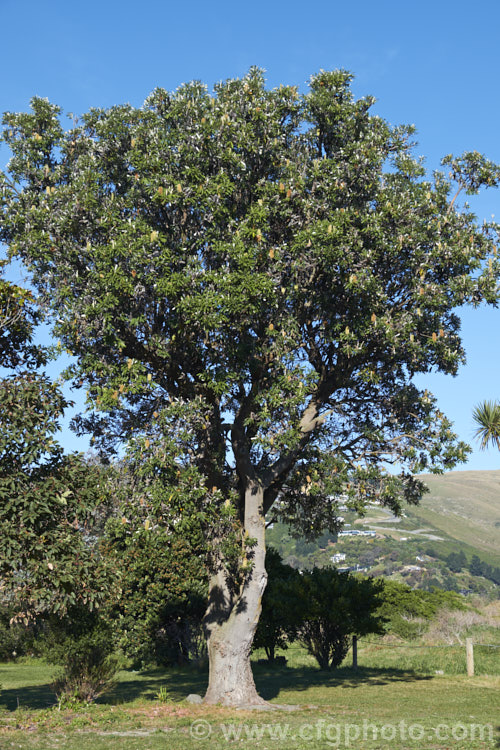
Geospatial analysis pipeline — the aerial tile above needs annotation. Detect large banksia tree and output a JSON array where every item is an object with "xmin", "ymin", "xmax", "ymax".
[{"xmin": 1, "ymin": 68, "xmax": 499, "ymax": 704}]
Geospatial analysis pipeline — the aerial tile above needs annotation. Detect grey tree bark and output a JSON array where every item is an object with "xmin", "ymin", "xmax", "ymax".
[{"xmin": 203, "ymin": 481, "xmax": 268, "ymax": 706}]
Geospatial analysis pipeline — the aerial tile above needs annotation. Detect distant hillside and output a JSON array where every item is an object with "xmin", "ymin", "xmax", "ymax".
[{"xmin": 409, "ymin": 470, "xmax": 500, "ymax": 558}]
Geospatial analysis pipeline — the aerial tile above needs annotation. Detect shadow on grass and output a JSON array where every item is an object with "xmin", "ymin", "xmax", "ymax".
[
  {"xmin": 253, "ymin": 663, "xmax": 433, "ymax": 701},
  {"xmin": 0, "ymin": 662, "xmax": 432, "ymax": 711},
  {"xmin": 102, "ymin": 667, "xmax": 209, "ymax": 705},
  {"xmin": 0, "ymin": 683, "xmax": 57, "ymax": 711}
]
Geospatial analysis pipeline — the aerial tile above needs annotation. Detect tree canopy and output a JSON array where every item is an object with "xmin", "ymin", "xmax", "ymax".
[
  {"xmin": 1, "ymin": 67, "xmax": 499, "ymax": 703},
  {"xmin": 0, "ymin": 266, "xmax": 109, "ymax": 620}
]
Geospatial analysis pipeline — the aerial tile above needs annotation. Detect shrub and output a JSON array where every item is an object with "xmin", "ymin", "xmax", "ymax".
[
  {"xmin": 253, "ymin": 547, "xmax": 302, "ymax": 661},
  {"xmin": 294, "ymin": 567, "xmax": 385, "ymax": 670},
  {"xmin": 377, "ymin": 580, "xmax": 466, "ymax": 639},
  {"xmin": 41, "ymin": 607, "xmax": 119, "ymax": 704},
  {"xmin": 0, "ymin": 603, "xmax": 39, "ymax": 660},
  {"xmin": 103, "ymin": 524, "xmax": 208, "ymax": 668}
]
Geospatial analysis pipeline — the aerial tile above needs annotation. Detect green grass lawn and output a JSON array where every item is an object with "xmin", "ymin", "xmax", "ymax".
[{"xmin": 0, "ymin": 646, "xmax": 498, "ymax": 749}]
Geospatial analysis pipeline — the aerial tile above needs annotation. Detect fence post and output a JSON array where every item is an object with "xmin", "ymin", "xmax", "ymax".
[
  {"xmin": 466, "ymin": 638, "xmax": 474, "ymax": 676},
  {"xmin": 352, "ymin": 635, "xmax": 358, "ymax": 669}
]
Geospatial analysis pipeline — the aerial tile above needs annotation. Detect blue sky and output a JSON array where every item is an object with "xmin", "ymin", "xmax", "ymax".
[{"xmin": 1, "ymin": 0, "xmax": 499, "ymax": 469}]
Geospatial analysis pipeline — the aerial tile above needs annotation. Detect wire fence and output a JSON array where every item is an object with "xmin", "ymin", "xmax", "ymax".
[
  {"xmin": 356, "ymin": 639, "xmax": 500, "ymax": 649},
  {"xmin": 282, "ymin": 641, "xmax": 500, "ymax": 651},
  {"xmin": 274, "ymin": 637, "xmax": 499, "ymax": 676}
]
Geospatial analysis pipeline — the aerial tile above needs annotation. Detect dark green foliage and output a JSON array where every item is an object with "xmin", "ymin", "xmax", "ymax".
[
  {"xmin": 469, "ymin": 554, "xmax": 483, "ymax": 576},
  {"xmin": 446, "ymin": 550, "xmax": 466, "ymax": 572},
  {"xmin": 293, "ymin": 567, "xmax": 384, "ymax": 669},
  {"xmin": 253, "ymin": 547, "xmax": 301, "ymax": 661},
  {"xmin": 0, "ymin": 267, "xmax": 111, "ymax": 620},
  {"xmin": 41, "ymin": 607, "xmax": 119, "ymax": 704},
  {"xmin": 103, "ymin": 518, "xmax": 208, "ymax": 667},
  {"xmin": 1, "ymin": 69, "xmax": 499, "ymax": 541},
  {"xmin": 468, "ymin": 554, "xmax": 500, "ymax": 584},
  {"xmin": 0, "ymin": 604, "xmax": 38, "ymax": 660}
]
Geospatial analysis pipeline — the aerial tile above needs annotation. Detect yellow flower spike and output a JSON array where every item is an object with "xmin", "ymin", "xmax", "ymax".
[
  {"xmin": 145, "ymin": 438, "xmax": 150, "ymax": 449},
  {"xmin": 147, "ymin": 373, "xmax": 152, "ymax": 382},
  {"xmin": 432, "ymin": 332, "xmax": 437, "ymax": 342},
  {"xmin": 268, "ymin": 323, "xmax": 274, "ymax": 331},
  {"xmin": 127, "ymin": 358, "xmax": 133, "ymax": 369},
  {"xmin": 150, "ymin": 230, "xmax": 158, "ymax": 242},
  {"xmin": 176, "ymin": 183, "xmax": 182, "ymax": 193},
  {"xmin": 269, "ymin": 248, "xmax": 275, "ymax": 259},
  {"xmin": 371, "ymin": 313, "xmax": 376, "ymax": 323},
  {"xmin": 157, "ymin": 186, "xmax": 163, "ymax": 196}
]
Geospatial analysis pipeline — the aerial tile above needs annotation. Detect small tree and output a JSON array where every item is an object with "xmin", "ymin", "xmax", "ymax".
[
  {"xmin": 103, "ymin": 518, "xmax": 208, "ymax": 667},
  {"xmin": 473, "ymin": 401, "xmax": 500, "ymax": 450},
  {"xmin": 41, "ymin": 606, "xmax": 119, "ymax": 705},
  {"xmin": 1, "ymin": 69, "xmax": 499, "ymax": 705},
  {"xmin": 252, "ymin": 547, "xmax": 301, "ymax": 661},
  {"xmin": 294, "ymin": 568, "xmax": 384, "ymax": 669},
  {"xmin": 0, "ymin": 266, "xmax": 109, "ymax": 620}
]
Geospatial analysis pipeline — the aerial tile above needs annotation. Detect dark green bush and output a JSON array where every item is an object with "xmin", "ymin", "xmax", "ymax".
[
  {"xmin": 41, "ymin": 607, "xmax": 119, "ymax": 704},
  {"xmin": 253, "ymin": 547, "xmax": 302, "ymax": 661},
  {"xmin": 103, "ymin": 524, "xmax": 208, "ymax": 668},
  {"xmin": 295, "ymin": 568, "xmax": 385, "ymax": 669},
  {"xmin": 0, "ymin": 603, "xmax": 39, "ymax": 660}
]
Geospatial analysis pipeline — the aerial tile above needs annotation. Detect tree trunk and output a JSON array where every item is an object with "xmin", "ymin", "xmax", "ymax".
[{"xmin": 203, "ymin": 481, "xmax": 268, "ymax": 706}]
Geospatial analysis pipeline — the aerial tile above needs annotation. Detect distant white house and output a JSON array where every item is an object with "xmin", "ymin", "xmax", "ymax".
[
  {"xmin": 338, "ymin": 530, "xmax": 376, "ymax": 537},
  {"xmin": 331, "ymin": 552, "xmax": 346, "ymax": 563}
]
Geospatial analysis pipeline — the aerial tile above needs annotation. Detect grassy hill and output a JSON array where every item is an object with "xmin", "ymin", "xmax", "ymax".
[
  {"xmin": 409, "ymin": 470, "xmax": 500, "ymax": 559},
  {"xmin": 268, "ymin": 470, "xmax": 500, "ymax": 594}
]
